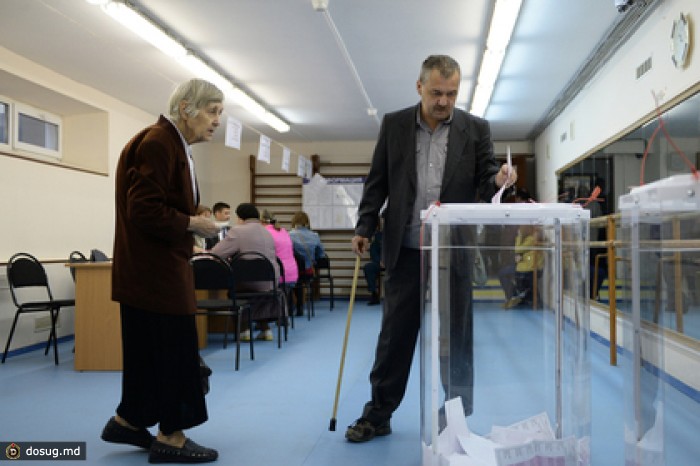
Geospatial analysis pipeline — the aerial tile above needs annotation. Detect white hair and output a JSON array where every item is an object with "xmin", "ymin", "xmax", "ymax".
[{"xmin": 168, "ymin": 78, "xmax": 224, "ymax": 122}]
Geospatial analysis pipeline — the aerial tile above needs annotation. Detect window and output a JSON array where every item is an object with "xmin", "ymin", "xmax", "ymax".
[
  {"xmin": 0, "ymin": 98, "xmax": 9, "ymax": 149},
  {"xmin": 13, "ymin": 102, "xmax": 61, "ymax": 159}
]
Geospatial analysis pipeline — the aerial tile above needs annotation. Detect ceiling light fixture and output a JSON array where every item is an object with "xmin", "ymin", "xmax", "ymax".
[
  {"xmin": 469, "ymin": 0, "xmax": 523, "ymax": 118},
  {"xmin": 101, "ymin": 1, "xmax": 186, "ymax": 58},
  {"xmin": 87, "ymin": 0, "xmax": 290, "ymax": 133}
]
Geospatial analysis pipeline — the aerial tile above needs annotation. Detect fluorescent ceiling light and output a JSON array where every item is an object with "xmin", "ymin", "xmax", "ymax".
[
  {"xmin": 100, "ymin": 1, "xmax": 186, "ymax": 58},
  {"xmin": 90, "ymin": 0, "xmax": 289, "ymax": 133},
  {"xmin": 260, "ymin": 112, "xmax": 291, "ymax": 133},
  {"xmin": 470, "ymin": 0, "xmax": 523, "ymax": 117},
  {"xmin": 227, "ymin": 88, "xmax": 289, "ymax": 133},
  {"xmin": 177, "ymin": 54, "xmax": 233, "ymax": 92},
  {"xmin": 229, "ymin": 88, "xmax": 267, "ymax": 119}
]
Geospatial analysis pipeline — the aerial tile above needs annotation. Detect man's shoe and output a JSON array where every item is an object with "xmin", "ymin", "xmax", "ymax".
[
  {"xmin": 148, "ymin": 439, "xmax": 218, "ymax": 464},
  {"xmin": 367, "ymin": 292, "xmax": 380, "ymax": 306},
  {"xmin": 256, "ymin": 330, "xmax": 273, "ymax": 341},
  {"xmin": 503, "ymin": 296, "xmax": 522, "ymax": 309},
  {"xmin": 101, "ymin": 417, "xmax": 154, "ymax": 449},
  {"xmin": 239, "ymin": 330, "xmax": 251, "ymax": 342},
  {"xmin": 345, "ymin": 418, "xmax": 391, "ymax": 443}
]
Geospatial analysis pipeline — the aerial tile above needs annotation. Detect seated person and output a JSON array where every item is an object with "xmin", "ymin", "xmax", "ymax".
[
  {"xmin": 205, "ymin": 201, "xmax": 232, "ymax": 249},
  {"xmin": 497, "ymin": 189, "xmax": 530, "ymax": 304},
  {"xmin": 260, "ymin": 209, "xmax": 298, "ymax": 315},
  {"xmin": 193, "ymin": 205, "xmax": 212, "ymax": 254},
  {"xmin": 289, "ymin": 211, "xmax": 326, "ymax": 276},
  {"xmin": 504, "ymin": 224, "xmax": 543, "ymax": 309},
  {"xmin": 210, "ymin": 203, "xmax": 280, "ymax": 341},
  {"xmin": 364, "ymin": 226, "xmax": 383, "ymax": 305}
]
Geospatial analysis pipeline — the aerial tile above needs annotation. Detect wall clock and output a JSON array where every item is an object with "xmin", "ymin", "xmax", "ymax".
[{"xmin": 670, "ymin": 13, "xmax": 691, "ymax": 69}]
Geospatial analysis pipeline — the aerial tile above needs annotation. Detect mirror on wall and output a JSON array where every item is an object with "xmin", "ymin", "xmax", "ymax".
[
  {"xmin": 559, "ymin": 90, "xmax": 700, "ymax": 214},
  {"xmin": 558, "ymin": 89, "xmax": 700, "ymax": 341}
]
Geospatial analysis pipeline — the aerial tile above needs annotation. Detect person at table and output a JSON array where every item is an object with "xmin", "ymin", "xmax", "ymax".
[{"xmin": 210, "ymin": 203, "xmax": 280, "ymax": 341}]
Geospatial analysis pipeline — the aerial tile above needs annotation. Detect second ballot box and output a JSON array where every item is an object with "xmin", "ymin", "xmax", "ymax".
[{"xmin": 618, "ymin": 174, "xmax": 700, "ymax": 466}]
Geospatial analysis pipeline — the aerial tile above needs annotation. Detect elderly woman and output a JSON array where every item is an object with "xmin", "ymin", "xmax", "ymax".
[{"xmin": 101, "ymin": 79, "xmax": 222, "ymax": 463}]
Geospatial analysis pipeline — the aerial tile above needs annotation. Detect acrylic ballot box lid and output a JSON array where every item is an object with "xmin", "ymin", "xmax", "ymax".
[
  {"xmin": 421, "ymin": 202, "xmax": 590, "ymax": 225},
  {"xmin": 619, "ymin": 174, "xmax": 700, "ymax": 213}
]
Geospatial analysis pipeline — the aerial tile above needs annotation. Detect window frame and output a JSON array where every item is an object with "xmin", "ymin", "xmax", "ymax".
[
  {"xmin": 12, "ymin": 101, "xmax": 62, "ymax": 160},
  {"xmin": 0, "ymin": 95, "xmax": 10, "ymax": 151}
]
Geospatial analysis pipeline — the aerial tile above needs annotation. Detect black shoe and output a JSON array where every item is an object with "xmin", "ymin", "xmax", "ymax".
[
  {"xmin": 149, "ymin": 439, "xmax": 218, "ymax": 464},
  {"xmin": 345, "ymin": 418, "xmax": 391, "ymax": 443},
  {"xmin": 101, "ymin": 417, "xmax": 154, "ymax": 449},
  {"xmin": 367, "ymin": 292, "xmax": 380, "ymax": 306}
]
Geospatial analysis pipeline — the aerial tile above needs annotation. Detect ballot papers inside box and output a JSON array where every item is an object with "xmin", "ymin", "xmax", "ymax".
[
  {"xmin": 618, "ymin": 174, "xmax": 700, "ymax": 466},
  {"xmin": 419, "ymin": 203, "xmax": 591, "ymax": 466}
]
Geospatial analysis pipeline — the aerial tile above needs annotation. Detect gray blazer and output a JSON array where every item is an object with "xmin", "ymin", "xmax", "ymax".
[{"xmin": 355, "ymin": 104, "xmax": 500, "ymax": 271}]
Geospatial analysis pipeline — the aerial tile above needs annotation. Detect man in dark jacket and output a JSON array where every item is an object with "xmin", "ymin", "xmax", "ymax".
[{"xmin": 346, "ymin": 55, "xmax": 516, "ymax": 442}]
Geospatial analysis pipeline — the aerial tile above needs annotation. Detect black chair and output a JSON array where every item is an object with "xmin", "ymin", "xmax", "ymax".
[
  {"xmin": 2, "ymin": 253, "xmax": 76, "ymax": 365},
  {"xmin": 293, "ymin": 251, "xmax": 315, "ymax": 320},
  {"xmin": 190, "ymin": 253, "xmax": 252, "ymax": 371},
  {"xmin": 230, "ymin": 251, "xmax": 288, "ymax": 348},
  {"xmin": 314, "ymin": 254, "xmax": 335, "ymax": 309},
  {"xmin": 68, "ymin": 250, "xmax": 88, "ymax": 281},
  {"xmin": 276, "ymin": 257, "xmax": 295, "ymax": 330},
  {"xmin": 90, "ymin": 249, "xmax": 109, "ymax": 262}
]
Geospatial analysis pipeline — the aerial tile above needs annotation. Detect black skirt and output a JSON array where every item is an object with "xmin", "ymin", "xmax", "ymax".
[{"xmin": 116, "ymin": 304, "xmax": 207, "ymax": 435}]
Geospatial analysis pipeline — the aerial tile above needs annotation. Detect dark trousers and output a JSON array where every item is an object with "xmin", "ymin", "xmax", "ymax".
[
  {"xmin": 362, "ymin": 248, "xmax": 421, "ymax": 424},
  {"xmin": 363, "ymin": 261, "xmax": 381, "ymax": 293},
  {"xmin": 498, "ymin": 264, "xmax": 517, "ymax": 300},
  {"xmin": 361, "ymin": 247, "xmax": 474, "ymax": 423},
  {"xmin": 117, "ymin": 304, "xmax": 207, "ymax": 435}
]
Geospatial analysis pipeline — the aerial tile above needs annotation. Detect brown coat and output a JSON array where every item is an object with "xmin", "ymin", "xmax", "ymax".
[{"xmin": 112, "ymin": 116, "xmax": 197, "ymax": 315}]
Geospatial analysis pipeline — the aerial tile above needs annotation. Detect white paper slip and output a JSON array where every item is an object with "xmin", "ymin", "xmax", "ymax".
[
  {"xmin": 494, "ymin": 437, "xmax": 578, "ymax": 466},
  {"xmin": 491, "ymin": 146, "xmax": 513, "ymax": 204}
]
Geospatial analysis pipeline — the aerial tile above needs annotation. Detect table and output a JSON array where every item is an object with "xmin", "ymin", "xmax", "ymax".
[
  {"xmin": 69, "ymin": 262, "xmax": 122, "ymax": 371},
  {"xmin": 69, "ymin": 262, "xmax": 208, "ymax": 371}
]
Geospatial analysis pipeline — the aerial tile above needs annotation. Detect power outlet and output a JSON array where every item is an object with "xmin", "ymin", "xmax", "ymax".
[{"xmin": 34, "ymin": 315, "xmax": 59, "ymax": 333}]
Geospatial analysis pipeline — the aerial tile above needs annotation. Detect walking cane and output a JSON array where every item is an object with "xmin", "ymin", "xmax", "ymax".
[{"xmin": 329, "ymin": 254, "xmax": 361, "ymax": 431}]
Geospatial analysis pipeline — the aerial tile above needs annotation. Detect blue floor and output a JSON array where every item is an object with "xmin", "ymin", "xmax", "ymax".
[{"xmin": 1, "ymin": 300, "xmax": 699, "ymax": 465}]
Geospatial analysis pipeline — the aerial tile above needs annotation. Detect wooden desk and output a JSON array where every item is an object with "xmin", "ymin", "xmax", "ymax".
[
  {"xmin": 69, "ymin": 262, "xmax": 209, "ymax": 371},
  {"xmin": 70, "ymin": 262, "xmax": 122, "ymax": 371}
]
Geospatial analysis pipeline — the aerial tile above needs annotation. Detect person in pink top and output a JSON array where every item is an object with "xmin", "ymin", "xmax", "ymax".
[{"xmin": 260, "ymin": 210, "xmax": 298, "ymax": 314}]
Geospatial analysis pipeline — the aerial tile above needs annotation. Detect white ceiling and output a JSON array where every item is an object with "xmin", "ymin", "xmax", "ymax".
[{"xmin": 0, "ymin": 0, "xmax": 625, "ymax": 145}]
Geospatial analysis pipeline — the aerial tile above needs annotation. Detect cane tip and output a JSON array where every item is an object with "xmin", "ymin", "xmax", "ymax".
[{"xmin": 329, "ymin": 418, "xmax": 337, "ymax": 431}]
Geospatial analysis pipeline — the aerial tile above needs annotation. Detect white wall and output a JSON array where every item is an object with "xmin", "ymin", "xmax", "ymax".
[
  {"xmin": 0, "ymin": 46, "xmax": 154, "ymax": 354},
  {"xmin": 194, "ymin": 139, "xmax": 378, "ymax": 209},
  {"xmin": 536, "ymin": 0, "xmax": 700, "ymax": 203}
]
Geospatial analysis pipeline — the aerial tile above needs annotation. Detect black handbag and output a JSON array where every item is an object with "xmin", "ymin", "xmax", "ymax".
[{"xmin": 199, "ymin": 356, "xmax": 212, "ymax": 395}]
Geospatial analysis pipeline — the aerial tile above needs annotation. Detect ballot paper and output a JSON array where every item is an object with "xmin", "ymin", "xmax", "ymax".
[
  {"xmin": 458, "ymin": 435, "xmax": 500, "ymax": 466},
  {"xmin": 623, "ymin": 401, "xmax": 664, "ymax": 466},
  {"xmin": 429, "ymin": 398, "xmax": 587, "ymax": 466},
  {"xmin": 491, "ymin": 146, "xmax": 512, "ymax": 204},
  {"xmin": 489, "ymin": 412, "xmax": 556, "ymax": 447},
  {"xmin": 493, "ymin": 436, "xmax": 578, "ymax": 466}
]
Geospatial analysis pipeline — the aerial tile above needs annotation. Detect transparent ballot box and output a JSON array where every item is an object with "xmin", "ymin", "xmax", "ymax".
[
  {"xmin": 420, "ymin": 203, "xmax": 591, "ymax": 466},
  {"xmin": 618, "ymin": 174, "xmax": 700, "ymax": 466}
]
